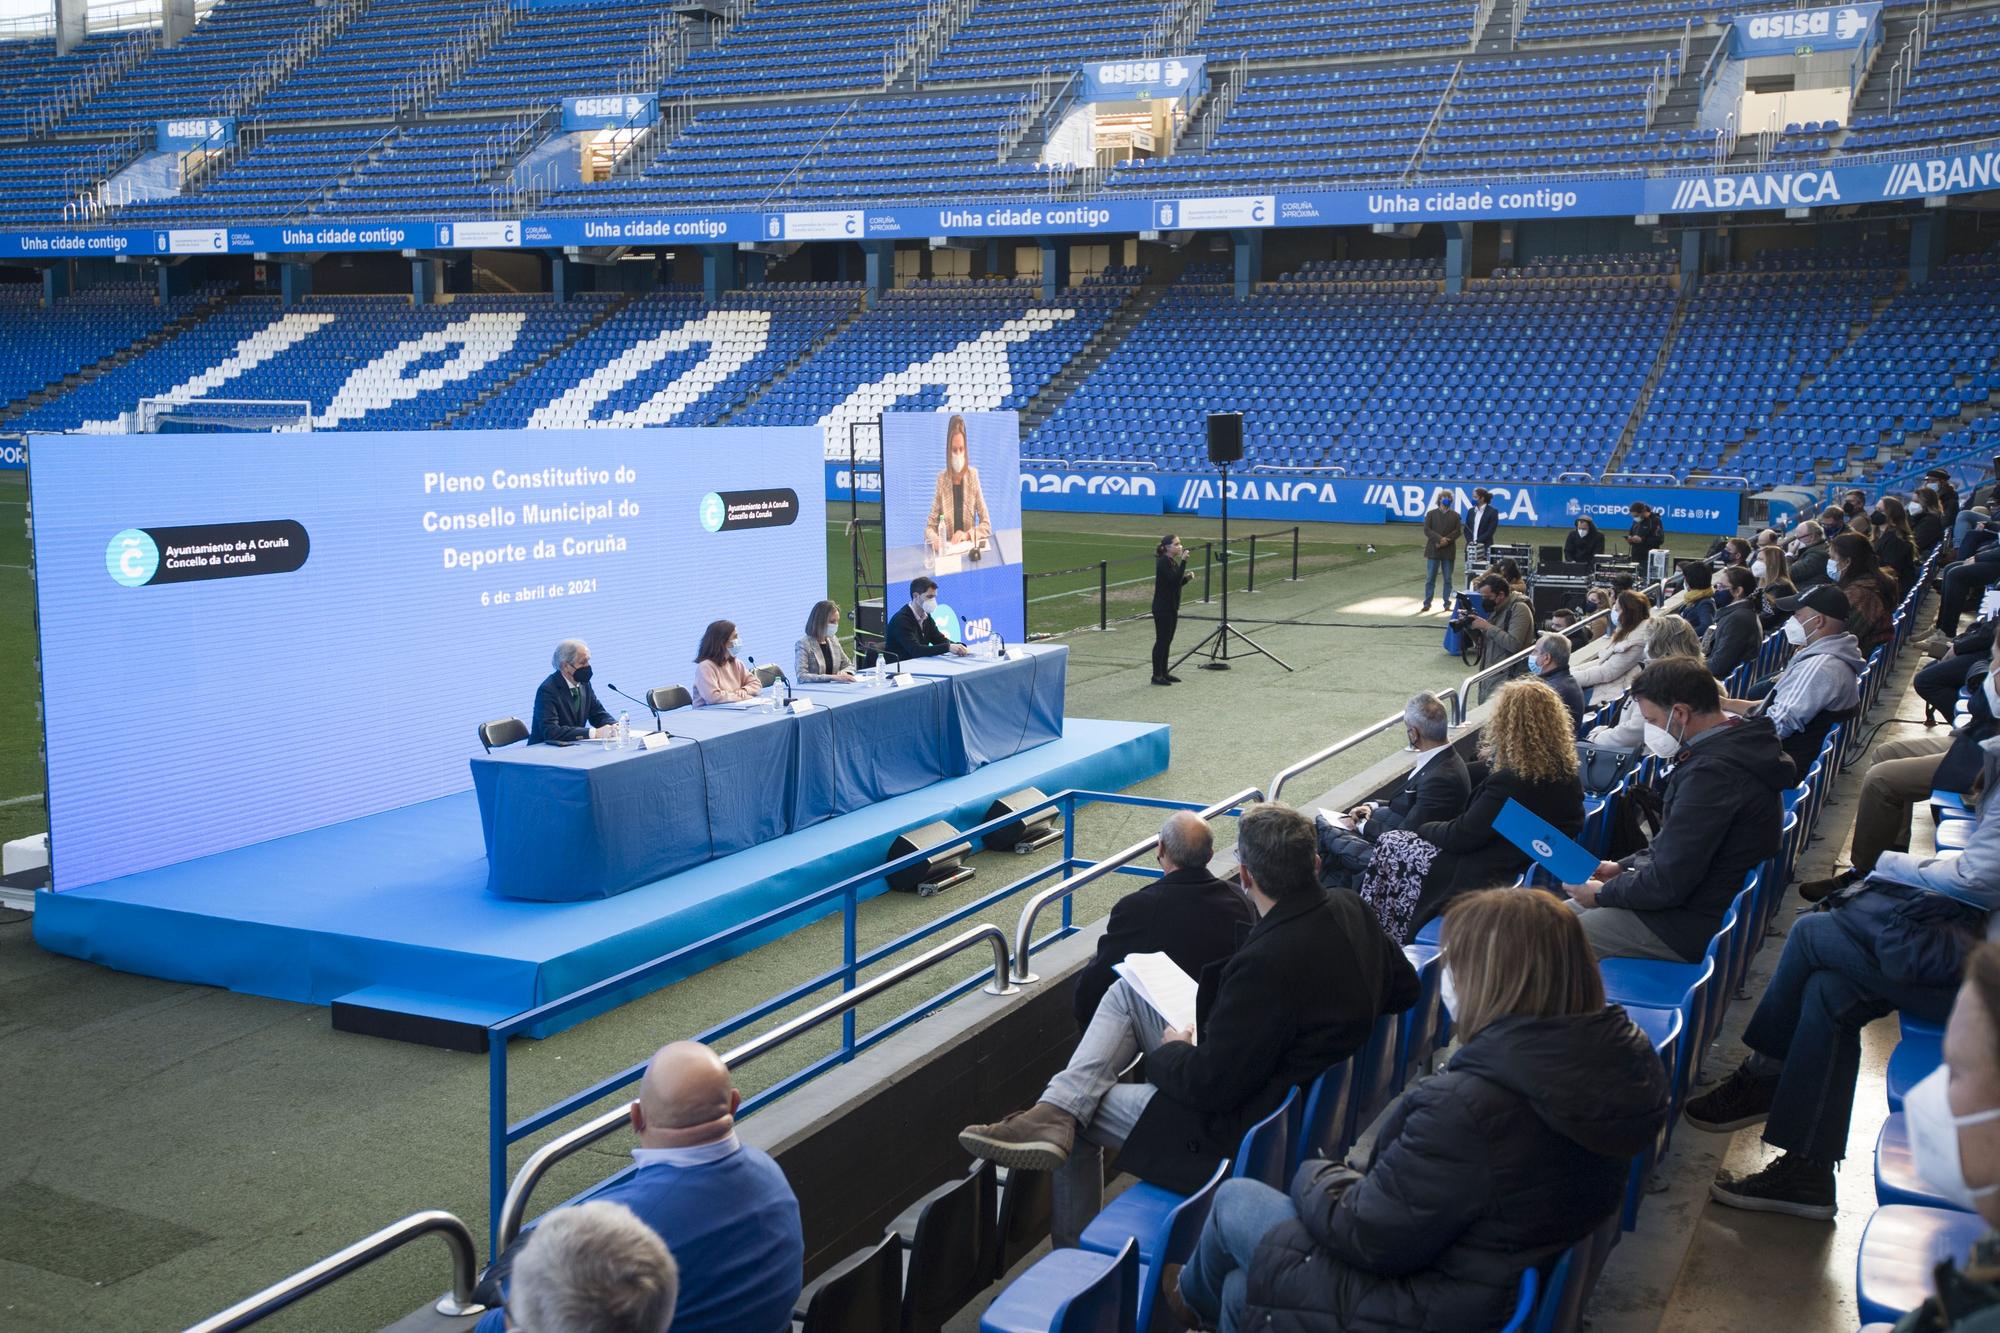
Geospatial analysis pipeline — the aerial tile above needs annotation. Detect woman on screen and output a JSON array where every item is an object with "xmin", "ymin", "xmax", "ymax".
[
  {"xmin": 691, "ymin": 619, "xmax": 763, "ymax": 706},
  {"xmin": 796, "ymin": 600, "xmax": 858, "ymax": 683},
  {"xmin": 926, "ymin": 414, "xmax": 993, "ymax": 556}
]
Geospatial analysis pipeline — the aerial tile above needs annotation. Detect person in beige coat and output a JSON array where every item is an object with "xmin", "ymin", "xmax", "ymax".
[
  {"xmin": 1570, "ymin": 590, "xmax": 1652, "ymax": 705},
  {"xmin": 927, "ymin": 414, "xmax": 992, "ymax": 554}
]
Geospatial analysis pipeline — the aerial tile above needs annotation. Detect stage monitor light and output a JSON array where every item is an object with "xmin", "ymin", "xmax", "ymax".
[
  {"xmin": 982, "ymin": 787, "xmax": 1061, "ymax": 854},
  {"xmin": 886, "ymin": 820, "xmax": 975, "ymax": 895},
  {"xmin": 1206, "ymin": 412, "xmax": 1244, "ymax": 465}
]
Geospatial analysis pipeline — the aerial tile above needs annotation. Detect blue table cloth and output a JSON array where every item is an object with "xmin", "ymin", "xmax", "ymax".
[{"xmin": 469, "ymin": 645, "xmax": 1068, "ymax": 901}]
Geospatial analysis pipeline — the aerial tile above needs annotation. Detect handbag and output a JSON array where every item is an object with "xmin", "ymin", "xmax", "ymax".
[
  {"xmin": 1829, "ymin": 880, "xmax": 1990, "ymax": 989},
  {"xmin": 1576, "ymin": 739, "xmax": 1638, "ymax": 795}
]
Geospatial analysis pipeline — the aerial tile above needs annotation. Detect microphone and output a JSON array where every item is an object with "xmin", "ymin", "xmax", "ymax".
[
  {"xmin": 995, "ymin": 630, "xmax": 1009, "ymax": 661},
  {"xmin": 880, "ymin": 649, "xmax": 903, "ymax": 675},
  {"xmin": 604, "ymin": 683, "xmax": 667, "ymax": 736}
]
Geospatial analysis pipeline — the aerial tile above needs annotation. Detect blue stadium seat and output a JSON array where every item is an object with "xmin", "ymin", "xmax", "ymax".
[
  {"xmin": 1886, "ymin": 1033, "xmax": 1945, "ymax": 1114},
  {"xmin": 1855, "ymin": 1205, "xmax": 1987, "ymax": 1325},
  {"xmin": 1875, "ymin": 1113, "xmax": 1974, "ymax": 1213},
  {"xmin": 980, "ymin": 1236, "xmax": 1139, "ymax": 1333}
]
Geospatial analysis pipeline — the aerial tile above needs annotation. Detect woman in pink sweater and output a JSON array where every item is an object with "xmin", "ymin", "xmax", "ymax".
[{"xmin": 691, "ymin": 619, "xmax": 762, "ymax": 706}]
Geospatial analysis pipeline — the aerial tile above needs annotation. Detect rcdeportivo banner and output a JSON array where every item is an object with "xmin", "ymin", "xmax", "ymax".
[{"xmin": 8, "ymin": 143, "xmax": 1998, "ymax": 259}]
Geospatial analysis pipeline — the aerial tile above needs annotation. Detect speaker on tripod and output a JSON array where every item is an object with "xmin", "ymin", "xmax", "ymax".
[
  {"xmin": 1207, "ymin": 411, "xmax": 1243, "ymax": 465},
  {"xmin": 1172, "ymin": 412, "xmax": 1293, "ymax": 674}
]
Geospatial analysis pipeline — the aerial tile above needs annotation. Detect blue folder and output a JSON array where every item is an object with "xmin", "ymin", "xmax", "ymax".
[{"xmin": 1492, "ymin": 797, "xmax": 1601, "ymax": 885}]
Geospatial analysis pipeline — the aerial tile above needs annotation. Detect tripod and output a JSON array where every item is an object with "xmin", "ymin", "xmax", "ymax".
[{"xmin": 1171, "ymin": 459, "xmax": 1294, "ymax": 674}]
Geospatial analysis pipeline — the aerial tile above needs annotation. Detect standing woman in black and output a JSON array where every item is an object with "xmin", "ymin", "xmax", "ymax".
[{"xmin": 1152, "ymin": 533, "xmax": 1192, "ymax": 685}]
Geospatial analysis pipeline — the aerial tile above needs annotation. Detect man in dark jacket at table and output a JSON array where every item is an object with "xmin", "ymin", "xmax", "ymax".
[
  {"xmin": 1565, "ymin": 658, "xmax": 1791, "ymax": 961},
  {"xmin": 1071, "ymin": 811, "xmax": 1253, "ymax": 1029},
  {"xmin": 530, "ymin": 638, "xmax": 617, "ymax": 744},
  {"xmin": 885, "ymin": 575, "xmax": 967, "ymax": 662},
  {"xmin": 959, "ymin": 803, "xmax": 1418, "ymax": 1209}
]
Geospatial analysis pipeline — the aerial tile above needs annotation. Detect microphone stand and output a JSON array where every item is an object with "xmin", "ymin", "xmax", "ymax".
[{"xmin": 605, "ymin": 683, "xmax": 668, "ymax": 737}]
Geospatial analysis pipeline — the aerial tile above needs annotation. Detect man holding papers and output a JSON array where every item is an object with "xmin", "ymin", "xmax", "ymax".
[
  {"xmin": 1071, "ymin": 812, "xmax": 1252, "ymax": 1030},
  {"xmin": 1563, "ymin": 659, "xmax": 1790, "ymax": 962},
  {"xmin": 958, "ymin": 803, "xmax": 1418, "ymax": 1219}
]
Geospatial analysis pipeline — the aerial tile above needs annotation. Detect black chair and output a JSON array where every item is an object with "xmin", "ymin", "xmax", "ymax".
[
  {"xmin": 647, "ymin": 685, "xmax": 692, "ymax": 713},
  {"xmin": 992, "ymin": 1165, "xmax": 1052, "ymax": 1281},
  {"xmin": 794, "ymin": 1231, "xmax": 903, "ymax": 1333},
  {"xmin": 755, "ymin": 664, "xmax": 783, "ymax": 688},
  {"xmin": 891, "ymin": 1159, "xmax": 998, "ymax": 1333},
  {"xmin": 477, "ymin": 717, "xmax": 527, "ymax": 753}
]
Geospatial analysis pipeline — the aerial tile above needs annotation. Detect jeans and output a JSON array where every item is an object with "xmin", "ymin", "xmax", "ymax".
[
  {"xmin": 1423, "ymin": 559, "xmax": 1452, "ymax": 607},
  {"xmin": 1741, "ymin": 912, "xmax": 1956, "ymax": 1161},
  {"xmin": 1179, "ymin": 1178, "xmax": 1300, "ymax": 1333},
  {"xmin": 1937, "ymin": 556, "xmax": 2000, "ymax": 635},
  {"xmin": 1916, "ymin": 650, "xmax": 1983, "ymax": 717},
  {"xmin": 1044, "ymin": 978, "xmax": 1164, "ymax": 1245}
]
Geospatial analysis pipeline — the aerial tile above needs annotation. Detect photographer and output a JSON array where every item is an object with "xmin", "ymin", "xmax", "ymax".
[{"xmin": 1461, "ymin": 571, "xmax": 1535, "ymax": 701}]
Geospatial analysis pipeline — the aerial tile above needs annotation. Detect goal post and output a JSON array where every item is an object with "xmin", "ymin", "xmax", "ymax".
[{"xmin": 135, "ymin": 397, "xmax": 313, "ymax": 434}]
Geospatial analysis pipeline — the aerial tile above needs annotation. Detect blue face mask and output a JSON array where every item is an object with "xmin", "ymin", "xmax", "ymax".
[
  {"xmin": 1527, "ymin": 655, "xmax": 1544, "ymax": 675},
  {"xmin": 1714, "ymin": 586, "xmax": 1733, "ymax": 606}
]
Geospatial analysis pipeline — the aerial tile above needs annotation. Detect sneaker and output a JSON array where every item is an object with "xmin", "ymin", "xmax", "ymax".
[
  {"xmin": 959, "ymin": 1102, "xmax": 1077, "ymax": 1171},
  {"xmin": 1159, "ymin": 1263, "xmax": 1214, "ymax": 1332},
  {"xmin": 1923, "ymin": 639, "xmax": 1953, "ymax": 660},
  {"xmin": 1684, "ymin": 1064, "xmax": 1780, "ymax": 1133},
  {"xmin": 1709, "ymin": 1152, "xmax": 1837, "ymax": 1220}
]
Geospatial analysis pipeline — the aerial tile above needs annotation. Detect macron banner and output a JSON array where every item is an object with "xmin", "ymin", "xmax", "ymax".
[
  {"xmin": 1729, "ymin": 3, "xmax": 1879, "ymax": 57},
  {"xmin": 561, "ymin": 94, "xmax": 658, "ymax": 131},
  {"xmin": 1081, "ymin": 55, "xmax": 1207, "ymax": 102},
  {"xmin": 1019, "ymin": 467, "xmax": 1164, "ymax": 514},
  {"xmin": 155, "ymin": 117, "xmax": 235, "ymax": 153}
]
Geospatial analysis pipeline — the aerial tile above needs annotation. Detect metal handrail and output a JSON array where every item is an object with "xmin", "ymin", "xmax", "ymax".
[
  {"xmin": 183, "ymin": 1210, "xmax": 483, "ymax": 1333},
  {"xmin": 496, "ymin": 924, "xmax": 1016, "ymax": 1250},
  {"xmin": 1450, "ymin": 573, "xmax": 1677, "ymax": 724},
  {"xmin": 1268, "ymin": 688, "xmax": 1461, "ymax": 805},
  {"xmin": 1009, "ymin": 786, "xmax": 1262, "ymax": 983},
  {"xmin": 1597, "ymin": 471, "xmax": 1682, "ymax": 485},
  {"xmin": 1249, "ymin": 463, "xmax": 1347, "ymax": 476}
]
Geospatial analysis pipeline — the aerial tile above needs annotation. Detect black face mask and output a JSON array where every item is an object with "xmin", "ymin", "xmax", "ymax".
[
  {"xmin": 572, "ymin": 664, "xmax": 593, "ymax": 686},
  {"xmin": 1869, "ymin": 510, "xmax": 1887, "ymax": 526}
]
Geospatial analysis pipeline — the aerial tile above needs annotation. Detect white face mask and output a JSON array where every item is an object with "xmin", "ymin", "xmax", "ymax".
[
  {"xmin": 1831, "ymin": 560, "xmax": 1847, "ymax": 581},
  {"xmin": 1750, "ymin": 560, "xmax": 1767, "ymax": 579},
  {"xmin": 1439, "ymin": 965, "xmax": 1459, "ymax": 1020},
  {"xmin": 950, "ymin": 453, "xmax": 966, "ymax": 474},
  {"xmin": 1642, "ymin": 710, "xmax": 1684, "ymax": 759},
  {"xmin": 921, "ymin": 596, "xmax": 937, "ymax": 615},
  {"xmin": 1983, "ymin": 669, "xmax": 2000, "ymax": 717},
  {"xmin": 1576, "ymin": 525, "xmax": 1589, "ymax": 536},
  {"xmin": 729, "ymin": 637, "xmax": 741, "ymax": 654},
  {"xmin": 1783, "ymin": 616, "xmax": 1811, "ymax": 647},
  {"xmin": 1905, "ymin": 1065, "xmax": 2000, "ymax": 1209},
  {"xmin": 1913, "ymin": 503, "xmax": 1925, "ymax": 514},
  {"xmin": 1609, "ymin": 610, "xmax": 1622, "ymax": 630}
]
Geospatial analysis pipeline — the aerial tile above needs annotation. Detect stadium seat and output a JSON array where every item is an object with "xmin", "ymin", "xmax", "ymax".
[
  {"xmin": 795, "ymin": 1231, "xmax": 905, "ymax": 1333},
  {"xmin": 1875, "ymin": 1113, "xmax": 1975, "ymax": 1213},
  {"xmin": 891, "ymin": 1160, "xmax": 998, "ymax": 1333},
  {"xmin": 1291, "ymin": 1058, "xmax": 1356, "ymax": 1172},
  {"xmin": 1346, "ymin": 1012, "xmax": 1404, "ymax": 1147},
  {"xmin": 1886, "ymin": 1033, "xmax": 1946, "ymax": 1113},
  {"xmin": 1855, "ymin": 1205, "xmax": 1988, "ymax": 1324},
  {"xmin": 979, "ymin": 1236, "xmax": 1139, "ymax": 1333},
  {"xmin": 1077, "ymin": 1160, "xmax": 1227, "ymax": 1333}
]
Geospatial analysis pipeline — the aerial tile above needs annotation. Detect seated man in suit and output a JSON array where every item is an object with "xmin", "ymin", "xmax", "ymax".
[
  {"xmin": 1529, "ymin": 632, "xmax": 1587, "ymax": 731},
  {"xmin": 531, "ymin": 639, "xmax": 618, "ymax": 744},
  {"xmin": 476, "ymin": 1041, "xmax": 804, "ymax": 1333},
  {"xmin": 885, "ymin": 576, "xmax": 968, "ymax": 662},
  {"xmin": 959, "ymin": 803, "xmax": 1418, "ymax": 1239},
  {"xmin": 1317, "ymin": 692, "xmax": 1473, "ymax": 891},
  {"xmin": 1071, "ymin": 811, "xmax": 1254, "ymax": 1030}
]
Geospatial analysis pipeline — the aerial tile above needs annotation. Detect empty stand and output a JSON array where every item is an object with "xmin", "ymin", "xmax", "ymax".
[
  {"xmin": 430, "ymin": 0, "xmax": 678, "ymax": 114},
  {"xmin": 661, "ymin": 0, "xmax": 928, "ymax": 97},
  {"xmin": 58, "ymin": 0, "xmax": 328, "ymax": 135}
]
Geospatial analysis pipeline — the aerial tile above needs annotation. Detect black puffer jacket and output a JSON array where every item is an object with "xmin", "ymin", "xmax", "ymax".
[{"xmin": 1244, "ymin": 1007, "xmax": 1668, "ymax": 1333}]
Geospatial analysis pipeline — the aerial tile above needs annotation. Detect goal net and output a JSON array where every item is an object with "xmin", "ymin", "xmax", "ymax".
[{"xmin": 135, "ymin": 397, "xmax": 313, "ymax": 434}]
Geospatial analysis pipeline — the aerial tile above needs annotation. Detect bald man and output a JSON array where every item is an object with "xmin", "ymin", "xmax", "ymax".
[
  {"xmin": 1069, "ymin": 811, "xmax": 1253, "ymax": 1029},
  {"xmin": 478, "ymin": 1042, "xmax": 803, "ymax": 1333}
]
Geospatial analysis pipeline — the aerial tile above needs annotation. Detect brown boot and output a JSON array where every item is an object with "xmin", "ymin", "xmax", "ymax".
[
  {"xmin": 958, "ymin": 1102, "xmax": 1077, "ymax": 1170},
  {"xmin": 1159, "ymin": 1263, "xmax": 1214, "ymax": 1331}
]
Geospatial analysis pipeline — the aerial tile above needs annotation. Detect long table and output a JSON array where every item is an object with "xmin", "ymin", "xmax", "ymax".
[{"xmin": 469, "ymin": 644, "xmax": 1067, "ymax": 901}]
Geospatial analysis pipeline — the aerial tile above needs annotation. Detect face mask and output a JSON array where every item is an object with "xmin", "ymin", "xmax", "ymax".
[
  {"xmin": 922, "ymin": 596, "xmax": 937, "ymax": 615},
  {"xmin": 1715, "ymin": 586, "xmax": 1733, "ymax": 606},
  {"xmin": 1439, "ymin": 966, "xmax": 1459, "ymax": 1020},
  {"xmin": 1831, "ymin": 561, "xmax": 1847, "ymax": 581},
  {"xmin": 950, "ymin": 453, "xmax": 966, "ymax": 474},
  {"xmin": 1913, "ymin": 503, "xmax": 1925, "ymax": 515},
  {"xmin": 1783, "ymin": 616, "xmax": 1811, "ymax": 647},
  {"xmin": 1642, "ymin": 711, "xmax": 1684, "ymax": 760},
  {"xmin": 1576, "ymin": 525, "xmax": 1589, "ymax": 536},
  {"xmin": 1906, "ymin": 1065, "xmax": 2000, "ymax": 1209},
  {"xmin": 729, "ymin": 638, "xmax": 741, "ymax": 654},
  {"xmin": 1751, "ymin": 559, "xmax": 1767, "ymax": 579},
  {"xmin": 1870, "ymin": 510, "xmax": 1887, "ymax": 526},
  {"xmin": 572, "ymin": 664, "xmax": 593, "ymax": 685},
  {"xmin": 1609, "ymin": 610, "xmax": 1621, "ymax": 630},
  {"xmin": 1983, "ymin": 669, "xmax": 2000, "ymax": 717},
  {"xmin": 1527, "ymin": 655, "xmax": 1544, "ymax": 675}
]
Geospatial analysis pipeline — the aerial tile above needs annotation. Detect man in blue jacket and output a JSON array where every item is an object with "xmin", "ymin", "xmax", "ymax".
[{"xmin": 477, "ymin": 1042, "xmax": 804, "ymax": 1333}]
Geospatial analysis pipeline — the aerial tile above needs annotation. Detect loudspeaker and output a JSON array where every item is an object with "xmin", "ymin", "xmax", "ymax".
[
  {"xmin": 1206, "ymin": 412, "xmax": 1243, "ymax": 465},
  {"xmin": 886, "ymin": 820, "xmax": 975, "ymax": 895},
  {"xmin": 982, "ymin": 787, "xmax": 1061, "ymax": 854}
]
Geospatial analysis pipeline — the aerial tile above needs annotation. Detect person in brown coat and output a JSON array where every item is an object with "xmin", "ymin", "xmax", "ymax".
[{"xmin": 1421, "ymin": 495, "xmax": 1462, "ymax": 612}]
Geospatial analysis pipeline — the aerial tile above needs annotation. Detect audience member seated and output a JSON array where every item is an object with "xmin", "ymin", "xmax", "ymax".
[
  {"xmin": 1564, "ymin": 515, "xmax": 1605, "ymax": 563},
  {"xmin": 476, "ymin": 1042, "xmax": 803, "ymax": 1333},
  {"xmin": 1911, "ymin": 486, "xmax": 1947, "ymax": 554},
  {"xmin": 1801, "ymin": 638, "xmax": 1998, "ymax": 903},
  {"xmin": 1917, "ymin": 615, "xmax": 1996, "ymax": 716},
  {"xmin": 1704, "ymin": 566, "xmax": 1765, "ymax": 682},
  {"xmin": 1786, "ymin": 521, "xmax": 1831, "ymax": 589},
  {"xmin": 690, "ymin": 619, "xmax": 763, "ymax": 706},
  {"xmin": 1466, "ymin": 571, "xmax": 1536, "ymax": 700},
  {"xmin": 1531, "ymin": 632, "xmax": 1587, "ymax": 729},
  {"xmin": 1874, "ymin": 496, "xmax": 1921, "ymax": 595},
  {"xmin": 1933, "ymin": 530, "xmax": 2000, "ymax": 638},
  {"xmin": 1566, "ymin": 659, "xmax": 1788, "ymax": 962},
  {"xmin": 1164, "ymin": 888, "xmax": 1668, "ymax": 1333},
  {"xmin": 1830, "ymin": 530, "xmax": 1900, "ymax": 653},
  {"xmin": 1358, "ymin": 680, "xmax": 1584, "ymax": 942},
  {"xmin": 1592, "ymin": 616, "xmax": 1705, "ymax": 750},
  {"xmin": 957, "ymin": 803, "xmax": 1418, "ymax": 1220},
  {"xmin": 1931, "ymin": 468, "xmax": 1963, "ymax": 532},
  {"xmin": 508, "ymin": 1201, "xmax": 679, "ymax": 1333},
  {"xmin": 1678, "ymin": 562, "xmax": 1720, "ymax": 639},
  {"xmin": 1072, "ymin": 811, "xmax": 1253, "ymax": 1030},
  {"xmin": 1869, "ymin": 940, "xmax": 2000, "ymax": 1327},
  {"xmin": 1316, "ymin": 692, "xmax": 1471, "ymax": 891},
  {"xmin": 886, "ymin": 575, "xmax": 969, "ymax": 661},
  {"xmin": 532, "ymin": 638, "xmax": 617, "ymax": 744},
  {"xmin": 1688, "ymin": 730, "xmax": 2000, "ymax": 1219},
  {"xmin": 1720, "ymin": 586, "xmax": 1864, "ymax": 774},
  {"xmin": 1571, "ymin": 590, "xmax": 1652, "ymax": 705}
]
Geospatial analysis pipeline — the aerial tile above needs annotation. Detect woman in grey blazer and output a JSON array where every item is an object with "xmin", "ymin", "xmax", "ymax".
[{"xmin": 797, "ymin": 599, "xmax": 858, "ymax": 682}]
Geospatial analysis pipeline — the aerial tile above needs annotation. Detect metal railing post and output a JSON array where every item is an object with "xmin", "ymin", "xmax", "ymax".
[
  {"xmin": 185, "ymin": 1212, "xmax": 483, "ymax": 1332},
  {"xmin": 1290, "ymin": 525, "xmax": 1300, "ymax": 581},
  {"xmin": 1098, "ymin": 560, "xmax": 1108, "ymax": 631},
  {"xmin": 1246, "ymin": 532, "xmax": 1258, "ymax": 592}
]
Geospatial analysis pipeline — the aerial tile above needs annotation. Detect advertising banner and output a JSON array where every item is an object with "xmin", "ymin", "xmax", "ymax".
[
  {"xmin": 881, "ymin": 411, "xmax": 1026, "ymax": 644},
  {"xmin": 155, "ymin": 117, "xmax": 235, "ymax": 153},
  {"xmin": 29, "ymin": 426, "xmax": 825, "ymax": 891},
  {"xmin": 1080, "ymin": 55, "xmax": 1207, "ymax": 102},
  {"xmin": 561, "ymin": 94, "xmax": 658, "ymax": 131},
  {"xmin": 1019, "ymin": 466, "xmax": 1164, "ymax": 514},
  {"xmin": 1729, "ymin": 2, "xmax": 1880, "ymax": 57}
]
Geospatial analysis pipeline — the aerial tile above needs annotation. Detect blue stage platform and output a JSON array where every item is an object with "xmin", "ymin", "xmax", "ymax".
[{"xmin": 34, "ymin": 718, "xmax": 1167, "ymax": 1040}]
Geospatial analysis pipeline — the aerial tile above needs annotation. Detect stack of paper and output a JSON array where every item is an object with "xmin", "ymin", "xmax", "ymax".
[{"xmin": 1114, "ymin": 952, "xmax": 1199, "ymax": 1036}]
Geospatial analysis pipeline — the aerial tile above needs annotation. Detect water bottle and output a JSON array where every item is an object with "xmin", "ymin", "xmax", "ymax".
[{"xmin": 618, "ymin": 711, "xmax": 631, "ymax": 749}]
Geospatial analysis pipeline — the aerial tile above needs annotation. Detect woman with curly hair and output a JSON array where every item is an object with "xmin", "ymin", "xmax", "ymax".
[{"xmin": 1356, "ymin": 679, "xmax": 1586, "ymax": 942}]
